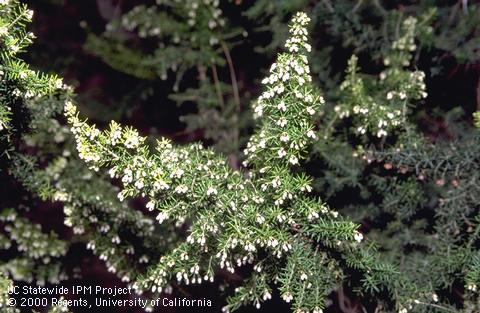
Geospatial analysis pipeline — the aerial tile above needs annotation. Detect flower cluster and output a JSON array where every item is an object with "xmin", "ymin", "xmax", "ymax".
[
  {"xmin": 66, "ymin": 12, "xmax": 376, "ymax": 313},
  {"xmin": 0, "ymin": 3, "xmax": 35, "ymax": 57},
  {"xmin": 0, "ymin": 273, "xmax": 19, "ymax": 313},
  {"xmin": 1, "ymin": 210, "xmax": 67, "ymax": 260},
  {"xmin": 285, "ymin": 13, "xmax": 312, "ymax": 53},
  {"xmin": 86, "ymin": 0, "xmax": 228, "ymax": 82},
  {"xmin": 121, "ymin": 0, "xmax": 224, "ymax": 46},
  {"xmin": 1, "ymin": 1, "xmax": 166, "ymax": 306},
  {"xmin": 335, "ymin": 16, "xmax": 428, "ymax": 139},
  {"xmin": 246, "ymin": 12, "xmax": 323, "ymax": 170},
  {"xmin": 0, "ymin": 208, "xmax": 68, "ymax": 285}
]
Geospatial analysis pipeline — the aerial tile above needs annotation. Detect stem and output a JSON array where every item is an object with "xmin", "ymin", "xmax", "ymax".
[
  {"xmin": 372, "ymin": 0, "xmax": 387, "ymax": 16},
  {"xmin": 221, "ymin": 41, "xmax": 241, "ymax": 109},
  {"xmin": 352, "ymin": 0, "xmax": 364, "ymax": 13},
  {"xmin": 414, "ymin": 300, "xmax": 457, "ymax": 313},
  {"xmin": 210, "ymin": 64, "xmax": 225, "ymax": 107},
  {"xmin": 221, "ymin": 41, "xmax": 241, "ymax": 152}
]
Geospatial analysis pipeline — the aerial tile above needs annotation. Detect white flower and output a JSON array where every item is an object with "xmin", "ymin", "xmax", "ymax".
[
  {"xmin": 354, "ymin": 231, "xmax": 363, "ymax": 243},
  {"xmin": 306, "ymin": 130, "xmax": 316, "ymax": 139},
  {"xmin": 171, "ymin": 168, "xmax": 184, "ymax": 179},
  {"xmin": 295, "ymin": 65, "xmax": 305, "ymax": 75},
  {"xmin": 277, "ymin": 148, "xmax": 287, "ymax": 158},
  {"xmin": 271, "ymin": 177, "xmax": 281, "ymax": 188},
  {"xmin": 263, "ymin": 90, "xmax": 274, "ymax": 99},
  {"xmin": 262, "ymin": 291, "xmax": 272, "ymax": 301},
  {"xmin": 124, "ymin": 132, "xmax": 141, "ymax": 149},
  {"xmin": 146, "ymin": 201, "xmax": 155, "ymax": 211},
  {"xmin": 10, "ymin": 45, "xmax": 19, "ymax": 54},
  {"xmin": 432, "ymin": 293, "xmax": 438, "ymax": 302},
  {"xmin": 288, "ymin": 44, "xmax": 299, "ymax": 52},
  {"xmin": 135, "ymin": 179, "xmax": 144, "ymax": 189},
  {"xmin": 256, "ymin": 215, "xmax": 265, "ymax": 224},
  {"xmin": 289, "ymin": 155, "xmax": 299, "ymax": 165},
  {"xmin": 156, "ymin": 212, "xmax": 168, "ymax": 223},
  {"xmin": 254, "ymin": 104, "xmax": 263, "ymax": 117},
  {"xmin": 54, "ymin": 78, "xmax": 64, "ymax": 89},
  {"xmin": 377, "ymin": 129, "xmax": 387, "ymax": 138},
  {"xmin": 268, "ymin": 74, "xmax": 278, "ymax": 83},
  {"xmin": 207, "ymin": 187, "xmax": 218, "ymax": 196},
  {"xmin": 280, "ymin": 133, "xmax": 290, "ymax": 142},
  {"xmin": 277, "ymin": 118, "xmax": 287, "ymax": 127},
  {"xmin": 109, "ymin": 125, "xmax": 122, "ymax": 144},
  {"xmin": 174, "ymin": 185, "xmax": 188, "ymax": 194},
  {"xmin": 277, "ymin": 101, "xmax": 287, "ymax": 111},
  {"xmin": 467, "ymin": 283, "xmax": 477, "ymax": 291},
  {"xmin": 209, "ymin": 36, "xmax": 219, "ymax": 46},
  {"xmin": 274, "ymin": 84, "xmax": 285, "ymax": 94},
  {"xmin": 300, "ymin": 273, "xmax": 308, "ymax": 280},
  {"xmin": 154, "ymin": 179, "xmax": 170, "ymax": 190},
  {"xmin": 306, "ymin": 107, "xmax": 315, "ymax": 115},
  {"xmin": 122, "ymin": 173, "xmax": 133, "ymax": 184},
  {"xmin": 387, "ymin": 92, "xmax": 394, "ymax": 100},
  {"xmin": 111, "ymin": 236, "xmax": 121, "ymax": 244},
  {"xmin": 117, "ymin": 192, "xmax": 125, "ymax": 201},
  {"xmin": 282, "ymin": 292, "xmax": 293, "ymax": 303},
  {"xmin": 357, "ymin": 126, "xmax": 366, "ymax": 135}
]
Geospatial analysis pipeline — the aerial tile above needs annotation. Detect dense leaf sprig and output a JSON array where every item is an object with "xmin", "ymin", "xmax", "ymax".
[{"xmin": 65, "ymin": 13, "xmax": 393, "ymax": 312}]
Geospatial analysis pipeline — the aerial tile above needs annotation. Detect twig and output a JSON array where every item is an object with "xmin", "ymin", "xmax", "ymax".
[
  {"xmin": 210, "ymin": 64, "xmax": 225, "ymax": 107},
  {"xmin": 220, "ymin": 42, "xmax": 241, "ymax": 108},
  {"xmin": 351, "ymin": 0, "xmax": 364, "ymax": 14},
  {"xmin": 413, "ymin": 300, "xmax": 457, "ymax": 312},
  {"xmin": 221, "ymin": 41, "xmax": 241, "ymax": 151}
]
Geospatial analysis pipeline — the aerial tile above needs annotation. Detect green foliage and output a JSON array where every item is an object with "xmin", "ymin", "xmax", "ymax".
[
  {"xmin": 0, "ymin": 273, "xmax": 18, "ymax": 313},
  {"xmin": 0, "ymin": 1, "xmax": 169, "ymax": 311},
  {"xmin": 85, "ymin": 0, "xmax": 230, "ymax": 81},
  {"xmin": 66, "ymin": 13, "xmax": 393, "ymax": 312},
  {"xmin": 245, "ymin": 0, "xmax": 479, "ymax": 65},
  {"xmin": 1, "ymin": 0, "xmax": 480, "ymax": 312},
  {"xmin": 0, "ymin": 208, "xmax": 67, "ymax": 285},
  {"xmin": 84, "ymin": 0, "xmax": 248, "ymax": 156}
]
